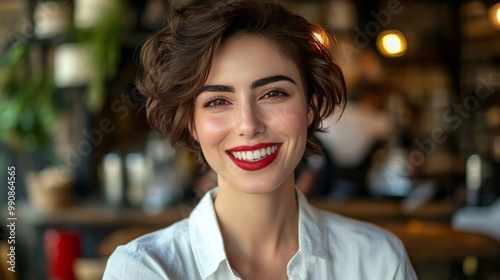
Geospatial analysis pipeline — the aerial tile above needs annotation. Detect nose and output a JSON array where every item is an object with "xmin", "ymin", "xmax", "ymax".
[{"xmin": 234, "ymin": 102, "xmax": 265, "ymax": 138}]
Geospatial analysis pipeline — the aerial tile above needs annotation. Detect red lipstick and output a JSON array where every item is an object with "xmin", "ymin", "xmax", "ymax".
[{"xmin": 226, "ymin": 143, "xmax": 281, "ymax": 171}]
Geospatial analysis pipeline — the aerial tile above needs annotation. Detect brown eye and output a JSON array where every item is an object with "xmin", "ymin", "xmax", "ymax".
[
  {"xmin": 262, "ymin": 89, "xmax": 288, "ymax": 99},
  {"xmin": 203, "ymin": 98, "xmax": 231, "ymax": 108}
]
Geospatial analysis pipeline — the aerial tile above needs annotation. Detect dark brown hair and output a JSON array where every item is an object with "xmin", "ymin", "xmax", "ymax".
[{"xmin": 137, "ymin": 0, "xmax": 346, "ymax": 161}]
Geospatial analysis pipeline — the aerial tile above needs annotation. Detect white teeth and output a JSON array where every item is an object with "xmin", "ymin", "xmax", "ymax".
[
  {"xmin": 230, "ymin": 145, "xmax": 279, "ymax": 161},
  {"xmin": 254, "ymin": 150, "xmax": 261, "ymax": 159},
  {"xmin": 246, "ymin": 151, "xmax": 254, "ymax": 160}
]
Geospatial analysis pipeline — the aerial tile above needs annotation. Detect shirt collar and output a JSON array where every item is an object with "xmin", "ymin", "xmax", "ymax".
[
  {"xmin": 296, "ymin": 190, "xmax": 331, "ymax": 260},
  {"xmin": 189, "ymin": 188, "xmax": 228, "ymax": 279},
  {"xmin": 189, "ymin": 188, "xmax": 331, "ymax": 279}
]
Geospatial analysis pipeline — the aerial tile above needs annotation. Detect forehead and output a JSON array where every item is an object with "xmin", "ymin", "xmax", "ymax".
[{"xmin": 205, "ymin": 34, "xmax": 302, "ymax": 86}]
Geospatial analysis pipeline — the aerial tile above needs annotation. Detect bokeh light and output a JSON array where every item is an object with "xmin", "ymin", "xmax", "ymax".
[
  {"xmin": 377, "ymin": 30, "xmax": 407, "ymax": 57},
  {"xmin": 489, "ymin": 3, "xmax": 500, "ymax": 27}
]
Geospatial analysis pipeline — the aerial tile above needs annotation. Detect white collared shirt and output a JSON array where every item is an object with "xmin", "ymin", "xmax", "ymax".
[{"xmin": 103, "ymin": 188, "xmax": 417, "ymax": 279}]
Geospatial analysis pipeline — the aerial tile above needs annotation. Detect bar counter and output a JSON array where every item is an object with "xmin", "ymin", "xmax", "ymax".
[{"xmin": 19, "ymin": 197, "xmax": 500, "ymax": 264}]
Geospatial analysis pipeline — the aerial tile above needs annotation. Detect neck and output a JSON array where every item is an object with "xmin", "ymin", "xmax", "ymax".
[{"xmin": 214, "ymin": 174, "xmax": 299, "ymax": 259}]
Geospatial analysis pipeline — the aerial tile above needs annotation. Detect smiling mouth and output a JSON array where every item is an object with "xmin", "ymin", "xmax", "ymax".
[
  {"xmin": 226, "ymin": 143, "xmax": 281, "ymax": 171},
  {"xmin": 228, "ymin": 144, "xmax": 279, "ymax": 162}
]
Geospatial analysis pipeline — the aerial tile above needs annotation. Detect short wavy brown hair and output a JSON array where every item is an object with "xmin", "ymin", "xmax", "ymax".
[{"xmin": 137, "ymin": 0, "xmax": 346, "ymax": 161}]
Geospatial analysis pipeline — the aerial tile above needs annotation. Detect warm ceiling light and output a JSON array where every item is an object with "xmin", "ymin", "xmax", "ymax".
[
  {"xmin": 489, "ymin": 3, "xmax": 500, "ymax": 27},
  {"xmin": 376, "ymin": 30, "xmax": 407, "ymax": 57}
]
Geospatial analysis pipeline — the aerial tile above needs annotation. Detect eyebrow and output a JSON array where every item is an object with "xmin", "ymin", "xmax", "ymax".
[
  {"xmin": 251, "ymin": 75, "xmax": 296, "ymax": 89},
  {"xmin": 200, "ymin": 85, "xmax": 234, "ymax": 93},
  {"xmin": 200, "ymin": 75, "xmax": 296, "ymax": 93}
]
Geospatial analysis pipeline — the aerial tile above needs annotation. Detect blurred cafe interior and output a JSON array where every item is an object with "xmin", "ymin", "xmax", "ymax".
[{"xmin": 0, "ymin": 0, "xmax": 500, "ymax": 279}]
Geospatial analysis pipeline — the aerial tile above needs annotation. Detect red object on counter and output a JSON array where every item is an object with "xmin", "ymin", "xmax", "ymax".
[{"xmin": 44, "ymin": 229, "xmax": 81, "ymax": 280}]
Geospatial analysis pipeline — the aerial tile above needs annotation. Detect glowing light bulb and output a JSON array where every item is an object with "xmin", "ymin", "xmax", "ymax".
[
  {"xmin": 383, "ymin": 34, "xmax": 403, "ymax": 54},
  {"xmin": 376, "ymin": 30, "xmax": 407, "ymax": 57},
  {"xmin": 489, "ymin": 3, "xmax": 500, "ymax": 27}
]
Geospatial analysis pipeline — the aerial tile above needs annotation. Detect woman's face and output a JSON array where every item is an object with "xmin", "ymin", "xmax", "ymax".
[{"xmin": 192, "ymin": 34, "xmax": 313, "ymax": 194}]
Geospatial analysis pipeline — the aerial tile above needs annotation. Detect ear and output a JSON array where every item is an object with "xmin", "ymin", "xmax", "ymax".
[
  {"xmin": 307, "ymin": 95, "xmax": 317, "ymax": 126},
  {"xmin": 188, "ymin": 122, "xmax": 199, "ymax": 142},
  {"xmin": 307, "ymin": 106, "xmax": 314, "ymax": 126}
]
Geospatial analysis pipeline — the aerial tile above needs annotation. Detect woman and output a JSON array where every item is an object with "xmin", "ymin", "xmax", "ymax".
[{"xmin": 103, "ymin": 1, "xmax": 417, "ymax": 279}]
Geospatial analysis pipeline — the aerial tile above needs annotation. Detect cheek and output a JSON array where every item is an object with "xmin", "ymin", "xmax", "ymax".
[
  {"xmin": 194, "ymin": 114, "xmax": 229, "ymax": 148},
  {"xmin": 268, "ymin": 104, "xmax": 309, "ymax": 135}
]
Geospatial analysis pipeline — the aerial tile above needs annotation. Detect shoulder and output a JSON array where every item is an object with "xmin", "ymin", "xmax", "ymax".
[
  {"xmin": 123, "ymin": 218, "xmax": 190, "ymax": 254},
  {"xmin": 103, "ymin": 219, "xmax": 194, "ymax": 279},
  {"xmin": 317, "ymin": 208, "xmax": 407, "ymax": 258},
  {"xmin": 314, "ymin": 209, "xmax": 417, "ymax": 279}
]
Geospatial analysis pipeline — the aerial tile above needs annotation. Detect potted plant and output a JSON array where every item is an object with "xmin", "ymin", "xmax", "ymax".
[
  {"xmin": 74, "ymin": 0, "xmax": 125, "ymax": 113},
  {"xmin": 0, "ymin": 41, "xmax": 58, "ymax": 157},
  {"xmin": 0, "ymin": 41, "xmax": 75, "ymax": 212}
]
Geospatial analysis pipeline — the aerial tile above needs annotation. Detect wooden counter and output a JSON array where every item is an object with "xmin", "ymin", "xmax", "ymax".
[
  {"xmin": 18, "ymin": 198, "xmax": 500, "ymax": 265},
  {"xmin": 20, "ymin": 197, "xmax": 457, "ymax": 226}
]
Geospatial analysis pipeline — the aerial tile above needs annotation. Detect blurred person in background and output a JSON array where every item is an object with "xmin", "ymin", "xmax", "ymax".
[{"xmin": 297, "ymin": 45, "xmax": 393, "ymax": 198}]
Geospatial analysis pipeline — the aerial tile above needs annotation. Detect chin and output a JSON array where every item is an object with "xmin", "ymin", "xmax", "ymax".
[{"xmin": 218, "ymin": 170, "xmax": 294, "ymax": 195}]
